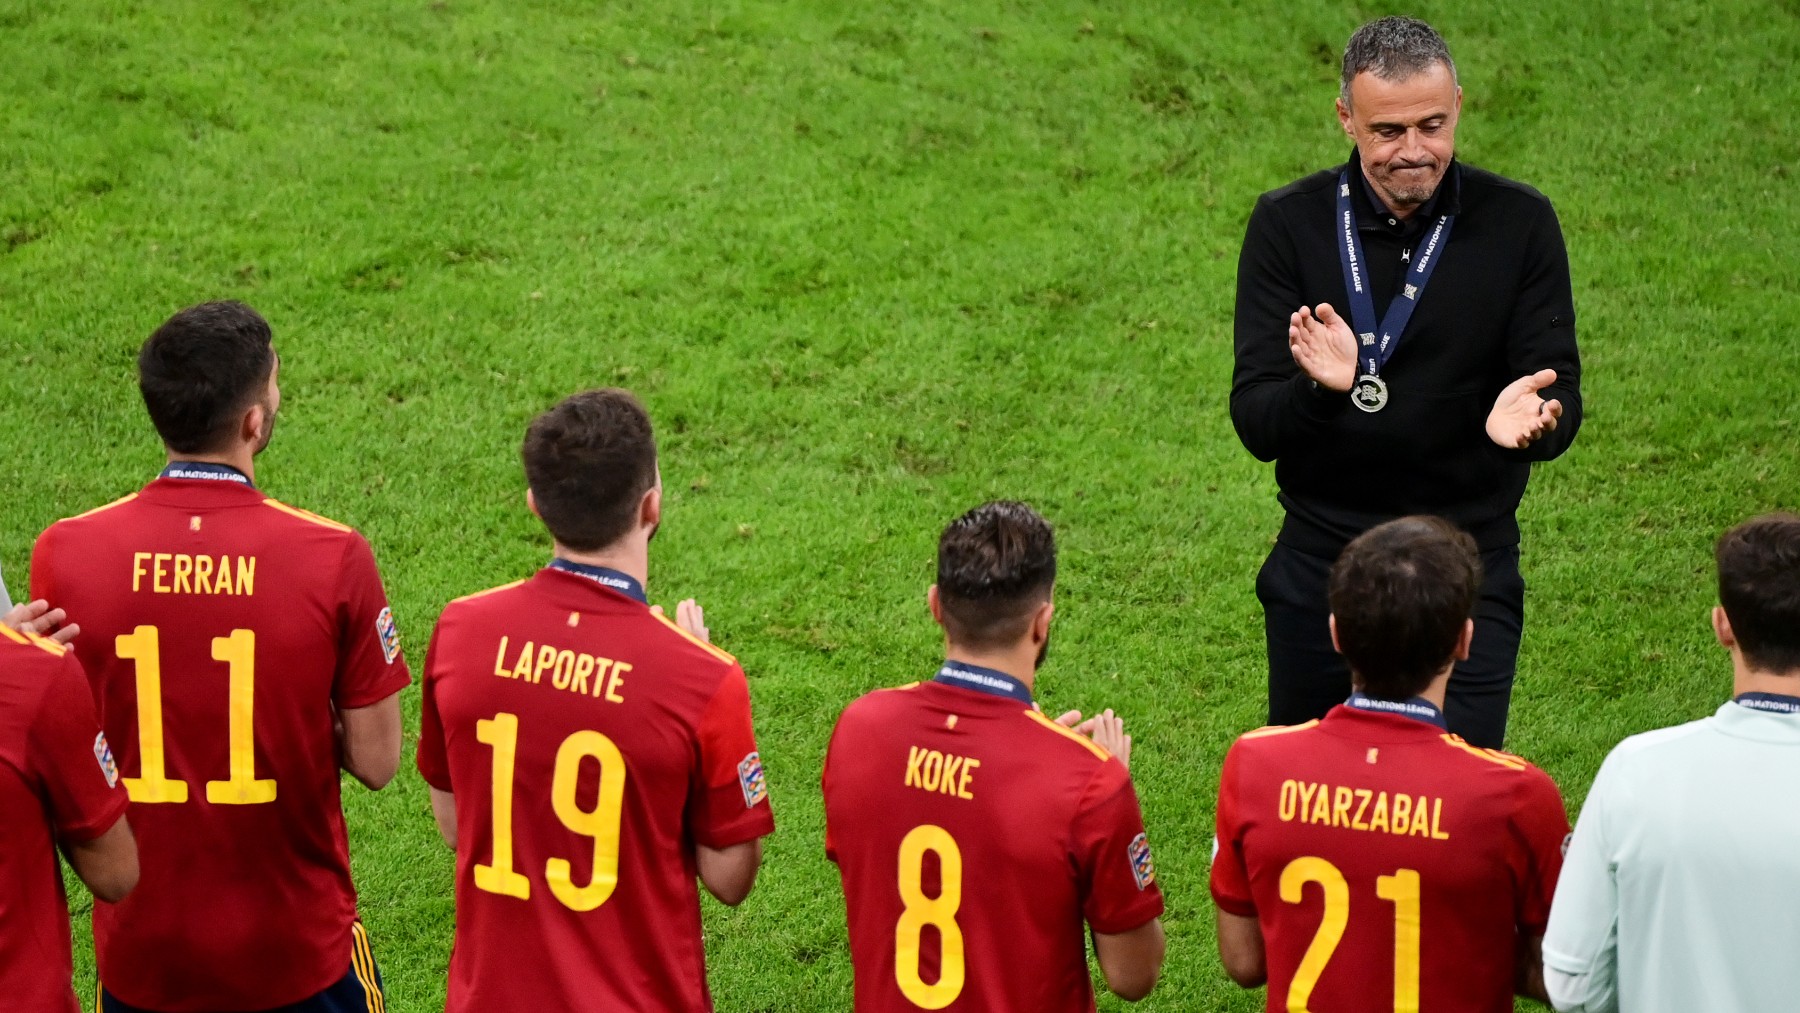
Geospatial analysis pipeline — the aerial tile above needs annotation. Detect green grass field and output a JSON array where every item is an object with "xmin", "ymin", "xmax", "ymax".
[{"xmin": 4, "ymin": 0, "xmax": 1797, "ymax": 1009}]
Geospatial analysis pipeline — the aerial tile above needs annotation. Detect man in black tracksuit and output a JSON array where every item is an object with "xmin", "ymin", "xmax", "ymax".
[{"xmin": 1231, "ymin": 17, "xmax": 1581, "ymax": 748}]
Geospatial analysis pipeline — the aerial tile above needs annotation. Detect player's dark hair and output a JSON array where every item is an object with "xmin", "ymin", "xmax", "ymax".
[
  {"xmin": 522, "ymin": 388, "xmax": 658, "ymax": 553},
  {"xmin": 1341, "ymin": 16, "xmax": 1457, "ymax": 107},
  {"xmin": 138, "ymin": 301, "xmax": 276, "ymax": 454},
  {"xmin": 1329, "ymin": 515, "xmax": 1481, "ymax": 700},
  {"xmin": 936, "ymin": 501, "xmax": 1056, "ymax": 650},
  {"xmin": 1716, "ymin": 513, "xmax": 1800, "ymax": 674}
]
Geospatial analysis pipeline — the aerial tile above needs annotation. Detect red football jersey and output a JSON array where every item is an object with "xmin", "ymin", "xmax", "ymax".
[
  {"xmin": 1211, "ymin": 704, "xmax": 1570, "ymax": 1013},
  {"xmin": 416, "ymin": 565, "xmax": 776, "ymax": 1013},
  {"xmin": 30, "ymin": 473, "xmax": 411, "ymax": 1011},
  {"xmin": 0, "ymin": 627, "xmax": 129, "ymax": 1013},
  {"xmin": 823, "ymin": 667, "xmax": 1165, "ymax": 1013}
]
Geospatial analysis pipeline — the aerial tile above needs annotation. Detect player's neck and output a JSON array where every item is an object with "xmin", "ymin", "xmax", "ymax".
[
  {"xmin": 165, "ymin": 448, "xmax": 256, "ymax": 484},
  {"xmin": 552, "ymin": 539, "xmax": 648, "ymax": 588},
  {"xmin": 1731, "ymin": 652, "xmax": 1800, "ymax": 698},
  {"xmin": 943, "ymin": 645, "xmax": 1038, "ymax": 692}
]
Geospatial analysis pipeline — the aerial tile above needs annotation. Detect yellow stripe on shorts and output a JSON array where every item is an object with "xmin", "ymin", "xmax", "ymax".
[{"xmin": 350, "ymin": 922, "xmax": 386, "ymax": 1013}]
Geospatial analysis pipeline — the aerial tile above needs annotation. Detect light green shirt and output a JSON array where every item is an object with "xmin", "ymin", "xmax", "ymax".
[{"xmin": 1544, "ymin": 701, "xmax": 1800, "ymax": 1012}]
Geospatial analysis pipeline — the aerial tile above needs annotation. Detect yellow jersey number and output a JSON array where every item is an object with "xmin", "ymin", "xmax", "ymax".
[
  {"xmin": 473, "ymin": 712, "xmax": 628, "ymax": 911},
  {"xmin": 114, "ymin": 625, "xmax": 275, "ymax": 804},
  {"xmin": 894, "ymin": 824, "xmax": 965, "ymax": 1009},
  {"xmin": 1279, "ymin": 856, "xmax": 1422, "ymax": 1013}
]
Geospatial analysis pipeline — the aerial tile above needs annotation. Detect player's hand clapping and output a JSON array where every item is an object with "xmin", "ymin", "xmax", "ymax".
[
  {"xmin": 1055, "ymin": 708, "xmax": 1133, "ymax": 771},
  {"xmin": 1486, "ymin": 369, "xmax": 1563, "ymax": 449},
  {"xmin": 653, "ymin": 599, "xmax": 710, "ymax": 643},
  {"xmin": 1289, "ymin": 303, "xmax": 1358, "ymax": 393},
  {"xmin": 1, "ymin": 599, "xmax": 79, "ymax": 645}
]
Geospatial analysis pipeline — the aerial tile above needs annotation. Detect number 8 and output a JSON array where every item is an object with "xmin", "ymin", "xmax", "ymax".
[{"xmin": 895, "ymin": 824, "xmax": 965, "ymax": 1009}]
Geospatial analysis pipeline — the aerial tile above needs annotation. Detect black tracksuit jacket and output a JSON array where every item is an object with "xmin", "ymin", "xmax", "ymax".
[{"xmin": 1230, "ymin": 154, "xmax": 1582, "ymax": 557}]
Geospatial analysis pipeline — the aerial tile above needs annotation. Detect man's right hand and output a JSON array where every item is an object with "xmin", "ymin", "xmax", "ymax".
[
  {"xmin": 1, "ymin": 599, "xmax": 79, "ymax": 645},
  {"xmin": 1289, "ymin": 303, "xmax": 1358, "ymax": 392}
]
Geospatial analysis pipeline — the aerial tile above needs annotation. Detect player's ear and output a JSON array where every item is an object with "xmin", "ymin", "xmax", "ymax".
[
  {"xmin": 1453, "ymin": 618, "xmax": 1474, "ymax": 662},
  {"xmin": 639, "ymin": 484, "xmax": 661, "ymax": 532},
  {"xmin": 525, "ymin": 488, "xmax": 540, "ymax": 519},
  {"xmin": 1328, "ymin": 614, "xmax": 1342, "ymax": 655},
  {"xmin": 240, "ymin": 402, "xmax": 266, "ymax": 446},
  {"xmin": 1030, "ymin": 600, "xmax": 1054, "ymax": 645},
  {"xmin": 1713, "ymin": 605, "xmax": 1736, "ymax": 650},
  {"xmin": 927, "ymin": 584, "xmax": 943, "ymax": 625},
  {"xmin": 1336, "ymin": 94, "xmax": 1354, "ymax": 137}
]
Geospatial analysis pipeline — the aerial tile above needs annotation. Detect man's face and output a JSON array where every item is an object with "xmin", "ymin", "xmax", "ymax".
[
  {"xmin": 1336, "ymin": 62, "xmax": 1461, "ymax": 215},
  {"xmin": 254, "ymin": 350, "xmax": 281, "ymax": 454}
]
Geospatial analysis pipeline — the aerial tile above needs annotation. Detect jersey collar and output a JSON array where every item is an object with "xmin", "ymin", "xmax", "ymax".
[
  {"xmin": 1733, "ymin": 692, "xmax": 1800, "ymax": 716},
  {"xmin": 933, "ymin": 660, "xmax": 1035, "ymax": 706},
  {"xmin": 1344, "ymin": 691, "xmax": 1447, "ymax": 730},
  {"xmin": 547, "ymin": 558, "xmax": 648, "ymax": 604},
  {"xmin": 159, "ymin": 462, "xmax": 255, "ymax": 487}
]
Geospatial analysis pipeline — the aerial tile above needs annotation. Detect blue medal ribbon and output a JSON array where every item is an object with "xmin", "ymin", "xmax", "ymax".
[
  {"xmin": 1734, "ymin": 692, "xmax": 1800, "ymax": 715},
  {"xmin": 1345, "ymin": 691, "xmax": 1447, "ymax": 729},
  {"xmin": 159, "ymin": 462, "xmax": 254, "ymax": 487},
  {"xmin": 1335, "ymin": 170, "xmax": 1456, "ymax": 396},
  {"xmin": 548, "ymin": 558, "xmax": 648, "ymax": 604},
  {"xmin": 933, "ymin": 660, "xmax": 1035, "ymax": 706}
]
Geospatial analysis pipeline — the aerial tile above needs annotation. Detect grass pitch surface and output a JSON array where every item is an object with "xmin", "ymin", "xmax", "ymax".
[{"xmin": 3, "ymin": 1, "xmax": 1796, "ymax": 1009}]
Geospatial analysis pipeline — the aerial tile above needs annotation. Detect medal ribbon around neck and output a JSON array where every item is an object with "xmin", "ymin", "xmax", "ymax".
[{"xmin": 1334, "ymin": 171, "xmax": 1456, "ymax": 412}]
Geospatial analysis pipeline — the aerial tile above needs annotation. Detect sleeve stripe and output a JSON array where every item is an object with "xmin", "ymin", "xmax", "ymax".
[
  {"xmin": 260, "ymin": 498, "xmax": 353, "ymax": 531},
  {"xmin": 1023, "ymin": 710, "xmax": 1112, "ymax": 761},
  {"xmin": 649, "ymin": 611, "xmax": 737, "ymax": 664},
  {"xmin": 1239, "ymin": 720, "xmax": 1321, "ymax": 739},
  {"xmin": 68, "ymin": 493, "xmax": 137, "ymax": 520},
  {"xmin": 450, "ymin": 580, "xmax": 525, "ymax": 604},
  {"xmin": 1440, "ymin": 734, "xmax": 1528, "ymax": 770},
  {"xmin": 0, "ymin": 626, "xmax": 67, "ymax": 656}
]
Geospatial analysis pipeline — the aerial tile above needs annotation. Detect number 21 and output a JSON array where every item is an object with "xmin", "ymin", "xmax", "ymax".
[{"xmin": 1280, "ymin": 856, "xmax": 1421, "ymax": 1013}]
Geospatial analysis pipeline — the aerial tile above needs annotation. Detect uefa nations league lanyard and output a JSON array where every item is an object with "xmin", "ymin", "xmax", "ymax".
[
  {"xmin": 1345, "ymin": 691, "xmax": 1448, "ymax": 729},
  {"xmin": 934, "ymin": 660, "xmax": 1036, "ymax": 707},
  {"xmin": 1335, "ymin": 172, "xmax": 1456, "ymax": 413},
  {"xmin": 159, "ymin": 462, "xmax": 254, "ymax": 486},
  {"xmin": 1734, "ymin": 692, "xmax": 1800, "ymax": 715},
  {"xmin": 548, "ymin": 558, "xmax": 648, "ymax": 604}
]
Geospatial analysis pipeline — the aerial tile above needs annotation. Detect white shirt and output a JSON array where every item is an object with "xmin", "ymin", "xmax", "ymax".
[
  {"xmin": 1543, "ymin": 700, "xmax": 1800, "ymax": 1012},
  {"xmin": 0, "ymin": 561, "xmax": 10, "ymax": 610}
]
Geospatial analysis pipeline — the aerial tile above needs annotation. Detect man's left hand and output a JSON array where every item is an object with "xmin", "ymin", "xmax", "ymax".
[
  {"xmin": 1, "ymin": 599, "xmax": 79, "ymax": 645},
  {"xmin": 1486, "ymin": 369, "xmax": 1563, "ymax": 449}
]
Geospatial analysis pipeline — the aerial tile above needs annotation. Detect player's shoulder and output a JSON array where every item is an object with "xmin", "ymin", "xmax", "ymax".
[
  {"xmin": 1259, "ymin": 166, "xmax": 1341, "ymax": 209},
  {"xmin": 1225, "ymin": 719, "xmax": 1324, "ymax": 759},
  {"xmin": 641, "ymin": 608, "xmax": 738, "ymax": 669},
  {"xmin": 44, "ymin": 492, "xmax": 141, "ymax": 532},
  {"xmin": 0, "ymin": 623, "xmax": 70, "ymax": 660},
  {"xmin": 1603, "ymin": 717, "xmax": 1714, "ymax": 766},
  {"xmin": 1459, "ymin": 162, "xmax": 1556, "ymax": 211},
  {"xmin": 257, "ymin": 496, "xmax": 359, "ymax": 536},
  {"xmin": 1014, "ymin": 708, "xmax": 1119, "ymax": 767},
  {"xmin": 836, "ymin": 682, "xmax": 928, "ymax": 724}
]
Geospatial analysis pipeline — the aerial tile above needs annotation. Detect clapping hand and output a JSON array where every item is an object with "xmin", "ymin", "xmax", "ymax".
[
  {"xmin": 1289, "ymin": 303, "xmax": 1358, "ymax": 393},
  {"xmin": 652, "ymin": 599, "xmax": 710, "ymax": 643},
  {"xmin": 0, "ymin": 599, "xmax": 79, "ymax": 645},
  {"xmin": 1486, "ymin": 369, "xmax": 1563, "ymax": 449},
  {"xmin": 1054, "ymin": 708, "xmax": 1133, "ymax": 771}
]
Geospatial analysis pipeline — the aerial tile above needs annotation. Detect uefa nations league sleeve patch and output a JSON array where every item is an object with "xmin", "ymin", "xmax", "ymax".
[
  {"xmin": 1128, "ymin": 832, "xmax": 1156, "ymax": 890},
  {"xmin": 376, "ymin": 606, "xmax": 401, "ymax": 664},
  {"xmin": 738, "ymin": 752, "xmax": 768, "ymax": 808},
  {"xmin": 94, "ymin": 732, "xmax": 120, "ymax": 788}
]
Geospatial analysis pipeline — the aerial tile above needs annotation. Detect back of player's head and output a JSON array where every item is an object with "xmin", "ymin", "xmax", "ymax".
[
  {"xmin": 1329, "ymin": 515, "xmax": 1481, "ymax": 699},
  {"xmin": 935, "ymin": 501, "xmax": 1056, "ymax": 650},
  {"xmin": 522, "ymin": 388, "xmax": 658, "ymax": 552},
  {"xmin": 138, "ymin": 301, "xmax": 276, "ymax": 454},
  {"xmin": 1716, "ymin": 513, "xmax": 1800, "ymax": 673}
]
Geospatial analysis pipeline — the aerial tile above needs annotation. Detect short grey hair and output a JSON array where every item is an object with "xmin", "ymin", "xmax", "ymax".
[{"xmin": 1340, "ymin": 17, "xmax": 1457, "ymax": 107}]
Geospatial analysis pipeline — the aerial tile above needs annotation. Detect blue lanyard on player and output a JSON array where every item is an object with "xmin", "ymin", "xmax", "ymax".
[
  {"xmin": 1734, "ymin": 692, "xmax": 1800, "ymax": 715},
  {"xmin": 159, "ymin": 462, "xmax": 254, "ymax": 487},
  {"xmin": 548, "ymin": 558, "xmax": 648, "ymax": 604},
  {"xmin": 933, "ymin": 660, "xmax": 1035, "ymax": 706},
  {"xmin": 1335, "ymin": 171, "xmax": 1456, "ymax": 382},
  {"xmin": 1345, "ymin": 691, "xmax": 1447, "ymax": 729}
]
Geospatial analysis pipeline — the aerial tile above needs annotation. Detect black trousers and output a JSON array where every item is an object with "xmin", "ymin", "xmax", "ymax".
[{"xmin": 1256, "ymin": 540, "xmax": 1524, "ymax": 749}]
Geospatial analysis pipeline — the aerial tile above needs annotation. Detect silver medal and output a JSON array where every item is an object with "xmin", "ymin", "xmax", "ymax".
[{"xmin": 1352, "ymin": 374, "xmax": 1389, "ymax": 413}]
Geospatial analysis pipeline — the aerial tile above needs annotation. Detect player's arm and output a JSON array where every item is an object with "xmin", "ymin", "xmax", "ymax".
[
  {"xmin": 697, "ymin": 839, "xmax": 762, "ymax": 907},
  {"xmin": 1214, "ymin": 908, "xmax": 1267, "ymax": 988},
  {"xmin": 339, "ymin": 690, "xmax": 403, "ymax": 789},
  {"xmin": 1517, "ymin": 933, "xmax": 1549, "ymax": 1004},
  {"xmin": 428, "ymin": 787, "xmax": 457, "ymax": 849},
  {"xmin": 1542, "ymin": 759, "xmax": 1623, "ymax": 1013},
  {"xmin": 62, "ymin": 818, "xmax": 138, "ymax": 903},
  {"xmin": 1093, "ymin": 917, "xmax": 1166, "ymax": 1001}
]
